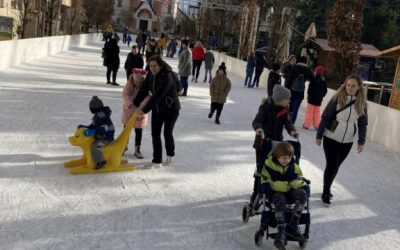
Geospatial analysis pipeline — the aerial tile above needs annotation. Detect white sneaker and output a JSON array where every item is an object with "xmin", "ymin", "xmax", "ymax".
[
  {"xmin": 144, "ymin": 163, "xmax": 162, "ymax": 169},
  {"xmin": 164, "ymin": 156, "xmax": 173, "ymax": 166}
]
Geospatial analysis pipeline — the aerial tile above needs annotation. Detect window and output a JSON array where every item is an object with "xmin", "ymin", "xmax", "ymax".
[
  {"xmin": 11, "ymin": 0, "xmax": 17, "ymax": 9},
  {"xmin": 117, "ymin": 0, "xmax": 122, "ymax": 7},
  {"xmin": 0, "ymin": 0, "xmax": 4, "ymax": 8}
]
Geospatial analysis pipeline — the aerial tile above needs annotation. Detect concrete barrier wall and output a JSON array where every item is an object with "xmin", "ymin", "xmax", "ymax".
[
  {"xmin": 0, "ymin": 33, "xmax": 101, "ymax": 70},
  {"xmin": 214, "ymin": 52, "xmax": 400, "ymax": 153}
]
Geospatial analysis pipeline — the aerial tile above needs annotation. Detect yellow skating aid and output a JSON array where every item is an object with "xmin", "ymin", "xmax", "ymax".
[{"xmin": 64, "ymin": 111, "xmax": 139, "ymax": 174}]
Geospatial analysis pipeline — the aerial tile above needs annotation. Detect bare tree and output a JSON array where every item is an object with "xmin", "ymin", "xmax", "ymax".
[
  {"xmin": 327, "ymin": 0, "xmax": 367, "ymax": 84},
  {"xmin": 16, "ymin": 0, "xmax": 35, "ymax": 38},
  {"xmin": 42, "ymin": 0, "xmax": 62, "ymax": 36},
  {"xmin": 265, "ymin": 0, "xmax": 297, "ymax": 63},
  {"xmin": 120, "ymin": 9, "xmax": 135, "ymax": 30},
  {"xmin": 82, "ymin": 0, "xmax": 115, "ymax": 32},
  {"xmin": 67, "ymin": 1, "xmax": 86, "ymax": 34}
]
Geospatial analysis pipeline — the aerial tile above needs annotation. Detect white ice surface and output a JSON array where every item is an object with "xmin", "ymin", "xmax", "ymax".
[{"xmin": 0, "ymin": 40, "xmax": 399, "ymax": 250}]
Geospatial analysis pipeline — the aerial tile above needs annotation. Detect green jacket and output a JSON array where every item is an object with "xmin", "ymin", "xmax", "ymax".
[{"xmin": 260, "ymin": 154, "xmax": 305, "ymax": 192}]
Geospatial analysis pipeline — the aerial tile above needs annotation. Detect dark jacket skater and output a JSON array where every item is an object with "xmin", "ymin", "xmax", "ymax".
[
  {"xmin": 267, "ymin": 63, "xmax": 282, "ymax": 97},
  {"xmin": 103, "ymin": 38, "xmax": 120, "ymax": 85},
  {"xmin": 287, "ymin": 56, "xmax": 314, "ymax": 123},
  {"xmin": 308, "ymin": 74, "xmax": 327, "ymax": 106},
  {"xmin": 103, "ymin": 39, "xmax": 120, "ymax": 70},
  {"xmin": 251, "ymin": 54, "xmax": 268, "ymax": 88},
  {"xmin": 124, "ymin": 47, "xmax": 144, "ymax": 79},
  {"xmin": 133, "ymin": 58, "xmax": 180, "ymax": 165},
  {"xmin": 252, "ymin": 97, "xmax": 296, "ymax": 142}
]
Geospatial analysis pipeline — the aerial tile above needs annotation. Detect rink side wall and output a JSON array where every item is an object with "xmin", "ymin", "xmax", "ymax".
[
  {"xmin": 214, "ymin": 52, "xmax": 400, "ymax": 153},
  {"xmin": 0, "ymin": 33, "xmax": 101, "ymax": 70}
]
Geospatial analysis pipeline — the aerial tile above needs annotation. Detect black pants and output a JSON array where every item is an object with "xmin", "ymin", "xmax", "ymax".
[
  {"xmin": 272, "ymin": 189, "xmax": 307, "ymax": 213},
  {"xmin": 135, "ymin": 128, "xmax": 142, "ymax": 146},
  {"xmin": 192, "ymin": 60, "xmax": 203, "ymax": 79},
  {"xmin": 252, "ymin": 69, "xmax": 263, "ymax": 87},
  {"xmin": 106, "ymin": 67, "xmax": 118, "ymax": 83},
  {"xmin": 124, "ymin": 126, "xmax": 143, "ymax": 147},
  {"xmin": 322, "ymin": 136, "xmax": 353, "ymax": 195},
  {"xmin": 151, "ymin": 111, "xmax": 179, "ymax": 163},
  {"xmin": 210, "ymin": 102, "xmax": 224, "ymax": 120}
]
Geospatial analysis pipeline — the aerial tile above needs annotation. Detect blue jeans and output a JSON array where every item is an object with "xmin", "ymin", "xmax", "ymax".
[
  {"xmin": 245, "ymin": 68, "xmax": 254, "ymax": 87},
  {"xmin": 289, "ymin": 98, "xmax": 303, "ymax": 124},
  {"xmin": 180, "ymin": 76, "xmax": 189, "ymax": 96}
]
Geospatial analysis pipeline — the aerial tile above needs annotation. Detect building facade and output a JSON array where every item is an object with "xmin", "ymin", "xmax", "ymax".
[
  {"xmin": 0, "ymin": 0, "xmax": 76, "ymax": 40},
  {"xmin": 112, "ymin": 0, "xmax": 175, "ymax": 35}
]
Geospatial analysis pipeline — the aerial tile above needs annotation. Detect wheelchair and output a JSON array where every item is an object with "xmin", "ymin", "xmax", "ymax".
[
  {"xmin": 242, "ymin": 136, "xmax": 302, "ymax": 224},
  {"xmin": 253, "ymin": 182, "xmax": 311, "ymax": 249},
  {"xmin": 242, "ymin": 135, "xmax": 310, "ymax": 249}
]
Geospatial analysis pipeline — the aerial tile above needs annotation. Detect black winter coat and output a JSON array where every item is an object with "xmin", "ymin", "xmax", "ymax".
[
  {"xmin": 267, "ymin": 71, "xmax": 281, "ymax": 97},
  {"xmin": 133, "ymin": 64, "xmax": 181, "ymax": 115},
  {"xmin": 145, "ymin": 45, "xmax": 161, "ymax": 63},
  {"xmin": 103, "ymin": 39, "xmax": 120, "ymax": 70},
  {"xmin": 255, "ymin": 55, "xmax": 268, "ymax": 71},
  {"xmin": 287, "ymin": 62, "xmax": 314, "ymax": 100},
  {"xmin": 124, "ymin": 53, "xmax": 144, "ymax": 73},
  {"xmin": 252, "ymin": 97, "xmax": 295, "ymax": 141},
  {"xmin": 307, "ymin": 75, "xmax": 327, "ymax": 106}
]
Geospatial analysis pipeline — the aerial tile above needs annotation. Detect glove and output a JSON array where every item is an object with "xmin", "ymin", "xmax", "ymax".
[{"xmin": 84, "ymin": 129, "xmax": 96, "ymax": 137}]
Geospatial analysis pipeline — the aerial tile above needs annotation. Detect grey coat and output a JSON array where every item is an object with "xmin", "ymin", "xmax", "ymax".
[
  {"xmin": 204, "ymin": 51, "xmax": 215, "ymax": 70},
  {"xmin": 178, "ymin": 48, "xmax": 192, "ymax": 77}
]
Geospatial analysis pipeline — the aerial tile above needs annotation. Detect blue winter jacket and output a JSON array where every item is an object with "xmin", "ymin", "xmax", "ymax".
[{"xmin": 89, "ymin": 106, "xmax": 115, "ymax": 141}]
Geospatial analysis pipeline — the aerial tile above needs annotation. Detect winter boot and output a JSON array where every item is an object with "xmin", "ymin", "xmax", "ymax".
[
  {"xmin": 95, "ymin": 160, "xmax": 107, "ymax": 170},
  {"xmin": 286, "ymin": 201, "xmax": 305, "ymax": 241},
  {"xmin": 274, "ymin": 214, "xmax": 287, "ymax": 250},
  {"xmin": 321, "ymin": 193, "xmax": 331, "ymax": 207},
  {"xmin": 208, "ymin": 111, "xmax": 214, "ymax": 119},
  {"xmin": 215, "ymin": 116, "xmax": 220, "ymax": 124},
  {"xmin": 164, "ymin": 156, "xmax": 173, "ymax": 166},
  {"xmin": 134, "ymin": 145, "xmax": 144, "ymax": 159},
  {"xmin": 144, "ymin": 162, "xmax": 162, "ymax": 169}
]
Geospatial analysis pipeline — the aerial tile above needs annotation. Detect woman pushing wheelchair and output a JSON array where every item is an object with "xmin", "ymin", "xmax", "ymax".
[{"xmin": 250, "ymin": 85, "xmax": 299, "ymax": 206}]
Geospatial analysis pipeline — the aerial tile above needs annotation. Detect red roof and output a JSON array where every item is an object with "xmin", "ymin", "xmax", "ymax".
[{"xmin": 315, "ymin": 38, "xmax": 380, "ymax": 58}]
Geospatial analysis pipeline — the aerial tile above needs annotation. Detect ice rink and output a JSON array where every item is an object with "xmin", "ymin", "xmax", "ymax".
[{"xmin": 0, "ymin": 38, "xmax": 399, "ymax": 250}]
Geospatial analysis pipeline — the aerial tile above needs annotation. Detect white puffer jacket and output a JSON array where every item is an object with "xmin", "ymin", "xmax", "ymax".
[{"xmin": 317, "ymin": 94, "xmax": 368, "ymax": 145}]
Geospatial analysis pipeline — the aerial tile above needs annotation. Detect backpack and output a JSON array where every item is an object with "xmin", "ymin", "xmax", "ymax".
[
  {"xmin": 169, "ymin": 71, "xmax": 183, "ymax": 96},
  {"xmin": 292, "ymin": 73, "xmax": 305, "ymax": 92}
]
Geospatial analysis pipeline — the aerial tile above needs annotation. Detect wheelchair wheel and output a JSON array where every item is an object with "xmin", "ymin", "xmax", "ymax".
[
  {"xmin": 299, "ymin": 239, "xmax": 308, "ymax": 249},
  {"xmin": 254, "ymin": 230, "xmax": 264, "ymax": 247},
  {"xmin": 242, "ymin": 202, "xmax": 251, "ymax": 223}
]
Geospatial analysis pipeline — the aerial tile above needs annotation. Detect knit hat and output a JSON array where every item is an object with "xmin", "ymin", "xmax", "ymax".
[
  {"xmin": 217, "ymin": 65, "xmax": 227, "ymax": 75},
  {"xmin": 314, "ymin": 65, "xmax": 325, "ymax": 75},
  {"xmin": 272, "ymin": 85, "xmax": 291, "ymax": 103},
  {"xmin": 132, "ymin": 68, "xmax": 147, "ymax": 82},
  {"xmin": 288, "ymin": 54, "xmax": 296, "ymax": 61},
  {"xmin": 89, "ymin": 96, "xmax": 104, "ymax": 113}
]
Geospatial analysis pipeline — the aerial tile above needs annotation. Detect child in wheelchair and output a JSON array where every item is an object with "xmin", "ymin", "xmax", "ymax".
[
  {"xmin": 259, "ymin": 142, "xmax": 307, "ymax": 249},
  {"xmin": 246, "ymin": 84, "xmax": 298, "ymax": 215}
]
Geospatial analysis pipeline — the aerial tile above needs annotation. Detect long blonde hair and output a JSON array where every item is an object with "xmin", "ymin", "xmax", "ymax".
[{"xmin": 333, "ymin": 75, "xmax": 367, "ymax": 115}]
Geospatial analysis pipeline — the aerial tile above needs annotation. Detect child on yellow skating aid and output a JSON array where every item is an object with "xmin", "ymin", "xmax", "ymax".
[{"xmin": 81, "ymin": 96, "xmax": 115, "ymax": 169}]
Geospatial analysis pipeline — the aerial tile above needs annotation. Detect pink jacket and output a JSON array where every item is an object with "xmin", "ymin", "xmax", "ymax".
[{"xmin": 121, "ymin": 79, "xmax": 149, "ymax": 128}]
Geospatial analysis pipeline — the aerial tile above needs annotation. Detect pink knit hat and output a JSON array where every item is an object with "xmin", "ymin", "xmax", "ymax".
[
  {"xmin": 131, "ymin": 68, "xmax": 147, "ymax": 82},
  {"xmin": 314, "ymin": 66, "xmax": 325, "ymax": 75}
]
